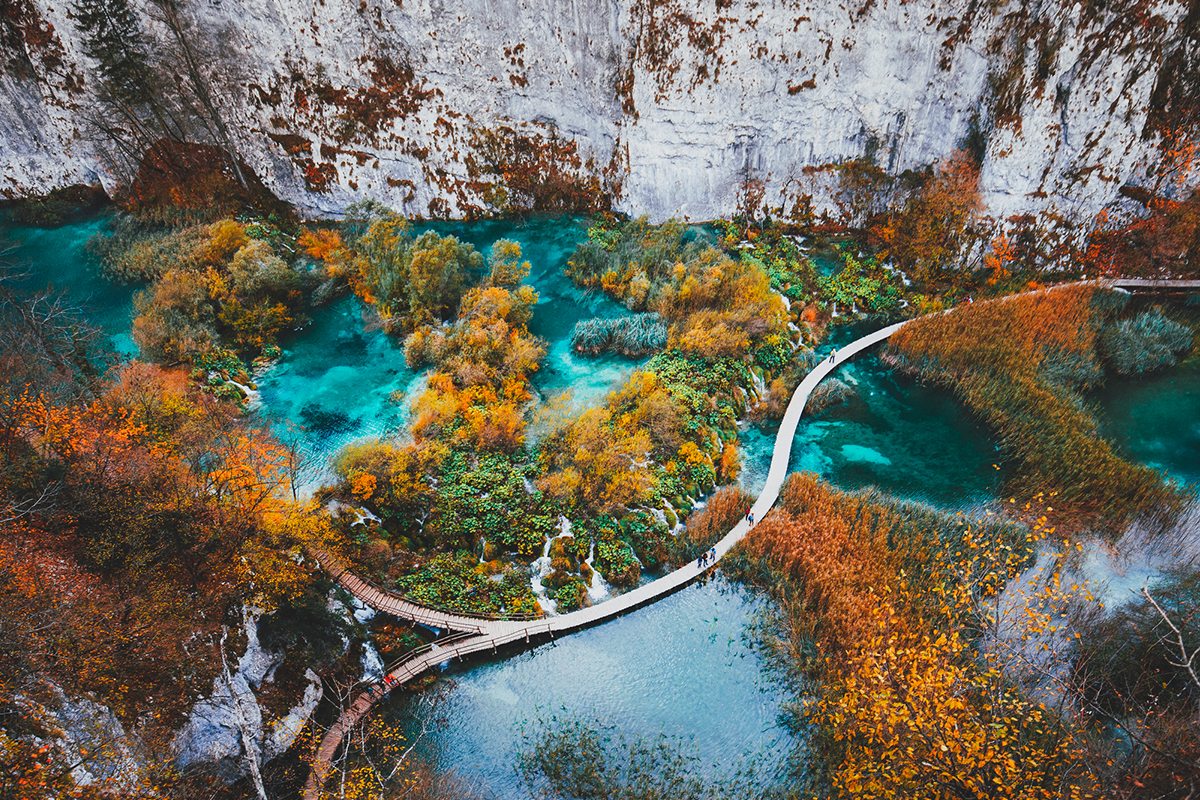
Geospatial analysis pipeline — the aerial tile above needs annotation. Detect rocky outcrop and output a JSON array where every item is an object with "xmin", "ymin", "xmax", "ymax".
[
  {"xmin": 172, "ymin": 610, "xmax": 322, "ymax": 783},
  {"xmin": 0, "ymin": 0, "xmax": 1196, "ymax": 222}
]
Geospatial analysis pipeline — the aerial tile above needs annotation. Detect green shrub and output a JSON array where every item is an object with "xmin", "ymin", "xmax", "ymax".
[
  {"xmin": 570, "ymin": 313, "xmax": 668, "ymax": 357},
  {"xmin": 1099, "ymin": 307, "xmax": 1193, "ymax": 374}
]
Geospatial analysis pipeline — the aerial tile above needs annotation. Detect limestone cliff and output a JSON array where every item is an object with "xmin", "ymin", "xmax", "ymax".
[{"xmin": 1, "ymin": 0, "xmax": 1196, "ymax": 222}]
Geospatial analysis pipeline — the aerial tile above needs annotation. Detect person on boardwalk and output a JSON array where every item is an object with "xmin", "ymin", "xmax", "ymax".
[
  {"xmin": 709, "ymin": 547, "xmax": 717, "ymax": 563},
  {"xmin": 697, "ymin": 551, "xmax": 706, "ymax": 568},
  {"xmin": 748, "ymin": 511, "xmax": 754, "ymax": 527},
  {"xmin": 828, "ymin": 348, "xmax": 837, "ymax": 363}
]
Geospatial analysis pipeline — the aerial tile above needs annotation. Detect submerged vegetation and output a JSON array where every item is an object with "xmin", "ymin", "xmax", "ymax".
[{"xmin": 570, "ymin": 313, "xmax": 668, "ymax": 357}]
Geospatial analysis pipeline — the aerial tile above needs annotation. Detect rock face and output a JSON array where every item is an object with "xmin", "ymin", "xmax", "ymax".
[
  {"xmin": 0, "ymin": 0, "xmax": 1196, "ymax": 222},
  {"xmin": 172, "ymin": 611, "xmax": 322, "ymax": 782}
]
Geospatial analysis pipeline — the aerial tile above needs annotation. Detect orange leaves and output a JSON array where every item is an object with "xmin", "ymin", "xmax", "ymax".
[
  {"xmin": 298, "ymin": 227, "xmax": 344, "ymax": 260},
  {"xmin": 816, "ymin": 585, "xmax": 1094, "ymax": 800},
  {"xmin": 351, "ymin": 473, "xmax": 378, "ymax": 500},
  {"xmin": 984, "ymin": 234, "xmax": 1016, "ymax": 286}
]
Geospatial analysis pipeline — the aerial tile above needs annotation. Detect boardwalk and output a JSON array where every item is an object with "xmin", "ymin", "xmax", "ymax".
[
  {"xmin": 303, "ymin": 318, "xmax": 906, "ymax": 799},
  {"xmin": 1109, "ymin": 278, "xmax": 1200, "ymax": 290}
]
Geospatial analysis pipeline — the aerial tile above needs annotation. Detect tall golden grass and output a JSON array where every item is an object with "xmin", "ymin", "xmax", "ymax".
[{"xmin": 886, "ymin": 286, "xmax": 1178, "ymax": 521}]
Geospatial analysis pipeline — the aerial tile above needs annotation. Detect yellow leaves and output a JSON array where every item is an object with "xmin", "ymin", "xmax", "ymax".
[{"xmin": 351, "ymin": 473, "xmax": 378, "ymax": 500}]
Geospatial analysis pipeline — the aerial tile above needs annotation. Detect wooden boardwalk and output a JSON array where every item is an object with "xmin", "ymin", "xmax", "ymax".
[
  {"xmin": 302, "ymin": 319, "xmax": 905, "ymax": 799},
  {"xmin": 1109, "ymin": 278, "xmax": 1200, "ymax": 290}
]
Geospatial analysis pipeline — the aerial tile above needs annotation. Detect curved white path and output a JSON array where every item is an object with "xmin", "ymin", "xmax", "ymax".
[{"xmin": 304, "ymin": 319, "xmax": 906, "ymax": 799}]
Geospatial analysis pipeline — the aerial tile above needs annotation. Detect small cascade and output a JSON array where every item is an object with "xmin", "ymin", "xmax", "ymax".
[
  {"xmin": 478, "ymin": 538, "xmax": 487, "ymax": 564},
  {"xmin": 327, "ymin": 500, "xmax": 381, "ymax": 528},
  {"xmin": 361, "ymin": 641, "xmax": 384, "ymax": 682},
  {"xmin": 350, "ymin": 596, "xmax": 375, "ymax": 624},
  {"xmin": 225, "ymin": 378, "xmax": 260, "ymax": 402},
  {"xmin": 749, "ymin": 369, "xmax": 767, "ymax": 404},
  {"xmin": 583, "ymin": 542, "xmax": 611, "ymax": 603},
  {"xmin": 530, "ymin": 517, "xmax": 572, "ymax": 615}
]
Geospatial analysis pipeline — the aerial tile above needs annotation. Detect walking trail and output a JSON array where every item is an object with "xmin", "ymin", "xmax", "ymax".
[{"xmin": 303, "ymin": 318, "xmax": 904, "ymax": 798}]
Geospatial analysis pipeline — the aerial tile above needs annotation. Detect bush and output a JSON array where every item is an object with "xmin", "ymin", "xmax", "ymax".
[
  {"xmin": 570, "ymin": 313, "xmax": 668, "ymax": 357},
  {"xmin": 676, "ymin": 486, "xmax": 752, "ymax": 561},
  {"xmin": 1099, "ymin": 306, "xmax": 1193, "ymax": 374}
]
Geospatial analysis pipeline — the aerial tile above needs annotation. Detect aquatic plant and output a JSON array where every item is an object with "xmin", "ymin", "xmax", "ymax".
[
  {"xmin": 567, "ymin": 217, "xmax": 792, "ymax": 361},
  {"xmin": 1099, "ymin": 306, "xmax": 1193, "ymax": 374},
  {"xmin": 519, "ymin": 714, "xmax": 779, "ymax": 799},
  {"xmin": 816, "ymin": 246, "xmax": 903, "ymax": 312},
  {"xmin": 805, "ymin": 377, "xmax": 853, "ymax": 414},
  {"xmin": 570, "ymin": 313, "xmax": 667, "ymax": 356},
  {"xmin": 885, "ymin": 285, "xmax": 1179, "ymax": 521}
]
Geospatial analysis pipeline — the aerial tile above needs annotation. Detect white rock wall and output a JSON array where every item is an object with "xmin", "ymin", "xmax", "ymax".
[{"xmin": 0, "ymin": 0, "xmax": 1194, "ymax": 222}]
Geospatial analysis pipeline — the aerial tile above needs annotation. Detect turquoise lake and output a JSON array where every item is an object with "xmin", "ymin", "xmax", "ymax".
[{"xmin": 4, "ymin": 209, "xmax": 1196, "ymax": 797}]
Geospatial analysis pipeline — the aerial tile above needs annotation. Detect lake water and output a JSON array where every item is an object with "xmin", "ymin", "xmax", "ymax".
[
  {"xmin": 6, "ymin": 209, "xmax": 1196, "ymax": 797},
  {"xmin": 382, "ymin": 577, "xmax": 791, "ymax": 797}
]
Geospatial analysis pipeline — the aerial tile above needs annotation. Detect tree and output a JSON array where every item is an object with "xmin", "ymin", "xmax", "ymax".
[{"xmin": 70, "ymin": 0, "xmax": 155, "ymax": 106}]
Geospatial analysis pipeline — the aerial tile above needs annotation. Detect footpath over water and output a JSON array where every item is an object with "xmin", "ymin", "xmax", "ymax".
[{"xmin": 303, "ymin": 318, "xmax": 906, "ymax": 798}]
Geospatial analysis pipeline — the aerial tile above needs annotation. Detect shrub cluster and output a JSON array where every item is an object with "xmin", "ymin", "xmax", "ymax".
[
  {"xmin": 570, "ymin": 313, "xmax": 667, "ymax": 357},
  {"xmin": 568, "ymin": 217, "xmax": 791, "ymax": 360}
]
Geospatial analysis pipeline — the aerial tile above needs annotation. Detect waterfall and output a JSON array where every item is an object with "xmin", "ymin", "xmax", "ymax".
[
  {"xmin": 584, "ymin": 542, "xmax": 611, "ymax": 602},
  {"xmin": 530, "ymin": 517, "xmax": 573, "ymax": 615}
]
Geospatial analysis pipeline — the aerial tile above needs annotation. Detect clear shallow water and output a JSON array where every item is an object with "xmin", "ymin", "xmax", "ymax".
[
  {"xmin": 256, "ymin": 217, "xmax": 646, "ymax": 473},
  {"xmin": 0, "ymin": 211, "xmax": 139, "ymax": 355},
  {"xmin": 384, "ymin": 578, "xmax": 790, "ymax": 797},
  {"xmin": 739, "ymin": 323, "xmax": 1007, "ymax": 511},
  {"xmin": 1088, "ymin": 321, "xmax": 1200, "ymax": 487},
  {"xmin": 253, "ymin": 296, "xmax": 422, "ymax": 481}
]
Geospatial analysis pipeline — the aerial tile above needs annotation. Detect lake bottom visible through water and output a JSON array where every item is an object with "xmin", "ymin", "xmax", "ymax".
[{"xmin": 380, "ymin": 577, "xmax": 793, "ymax": 799}]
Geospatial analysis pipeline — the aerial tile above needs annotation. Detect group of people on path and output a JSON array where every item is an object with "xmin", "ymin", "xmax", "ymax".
[{"xmin": 696, "ymin": 546, "xmax": 718, "ymax": 568}]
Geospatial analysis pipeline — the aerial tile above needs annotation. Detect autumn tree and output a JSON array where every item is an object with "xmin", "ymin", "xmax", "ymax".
[
  {"xmin": 353, "ymin": 215, "xmax": 484, "ymax": 330},
  {"xmin": 873, "ymin": 150, "xmax": 985, "ymax": 282}
]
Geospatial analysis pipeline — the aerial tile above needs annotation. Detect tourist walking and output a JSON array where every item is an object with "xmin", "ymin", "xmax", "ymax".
[{"xmin": 828, "ymin": 348, "xmax": 837, "ymax": 364}]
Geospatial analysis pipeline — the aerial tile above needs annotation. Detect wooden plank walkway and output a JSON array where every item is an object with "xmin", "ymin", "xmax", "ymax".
[
  {"xmin": 302, "ymin": 318, "xmax": 906, "ymax": 799},
  {"xmin": 1108, "ymin": 278, "xmax": 1200, "ymax": 289}
]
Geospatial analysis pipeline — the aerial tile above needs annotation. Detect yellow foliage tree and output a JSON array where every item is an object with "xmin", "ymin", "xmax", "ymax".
[{"xmin": 815, "ymin": 584, "xmax": 1094, "ymax": 800}]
